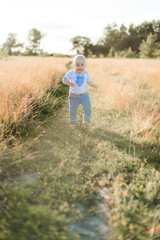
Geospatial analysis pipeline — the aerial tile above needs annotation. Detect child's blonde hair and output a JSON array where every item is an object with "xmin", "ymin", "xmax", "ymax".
[{"xmin": 73, "ymin": 55, "xmax": 86, "ymax": 65}]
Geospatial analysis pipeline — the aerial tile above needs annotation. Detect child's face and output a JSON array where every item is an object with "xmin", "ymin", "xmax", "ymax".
[{"xmin": 74, "ymin": 58, "xmax": 86, "ymax": 75}]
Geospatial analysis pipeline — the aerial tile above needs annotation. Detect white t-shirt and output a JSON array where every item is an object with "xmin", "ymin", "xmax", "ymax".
[{"xmin": 63, "ymin": 70, "xmax": 91, "ymax": 94}]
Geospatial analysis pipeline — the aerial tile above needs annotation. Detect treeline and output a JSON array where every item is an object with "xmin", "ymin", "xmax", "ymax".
[
  {"xmin": 1, "ymin": 20, "xmax": 160, "ymax": 58},
  {"xmin": 71, "ymin": 20, "xmax": 160, "ymax": 58},
  {"xmin": 0, "ymin": 28, "xmax": 71, "ymax": 58},
  {"xmin": 0, "ymin": 28, "xmax": 47, "ymax": 57}
]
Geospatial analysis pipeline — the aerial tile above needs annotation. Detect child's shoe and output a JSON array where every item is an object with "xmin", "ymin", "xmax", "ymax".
[
  {"xmin": 83, "ymin": 119, "xmax": 90, "ymax": 126},
  {"xmin": 70, "ymin": 122, "xmax": 76, "ymax": 128}
]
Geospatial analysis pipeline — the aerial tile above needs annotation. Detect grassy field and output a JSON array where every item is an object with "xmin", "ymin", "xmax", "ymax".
[
  {"xmin": 0, "ymin": 57, "xmax": 160, "ymax": 240},
  {"xmin": 0, "ymin": 56, "xmax": 70, "ymax": 143}
]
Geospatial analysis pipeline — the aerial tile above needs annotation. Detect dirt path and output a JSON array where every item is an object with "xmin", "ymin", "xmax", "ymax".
[{"xmin": 24, "ymin": 89, "xmax": 112, "ymax": 239}]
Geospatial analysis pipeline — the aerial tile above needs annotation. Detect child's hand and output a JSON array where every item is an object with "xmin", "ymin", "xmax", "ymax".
[
  {"xmin": 94, "ymin": 84, "xmax": 98, "ymax": 90},
  {"xmin": 68, "ymin": 79, "xmax": 75, "ymax": 88},
  {"xmin": 69, "ymin": 82, "xmax": 75, "ymax": 88},
  {"xmin": 87, "ymin": 81, "xmax": 98, "ymax": 90}
]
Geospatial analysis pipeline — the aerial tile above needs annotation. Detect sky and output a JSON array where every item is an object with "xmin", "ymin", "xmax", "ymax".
[{"xmin": 0, "ymin": 0, "xmax": 160, "ymax": 54}]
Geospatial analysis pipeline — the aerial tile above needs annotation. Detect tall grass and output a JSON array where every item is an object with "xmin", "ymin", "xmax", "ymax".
[
  {"xmin": 87, "ymin": 58, "xmax": 160, "ymax": 143},
  {"xmin": 1, "ymin": 57, "xmax": 160, "ymax": 144},
  {"xmin": 0, "ymin": 56, "xmax": 70, "ymax": 140},
  {"xmin": 94, "ymin": 58, "xmax": 160, "ymax": 91}
]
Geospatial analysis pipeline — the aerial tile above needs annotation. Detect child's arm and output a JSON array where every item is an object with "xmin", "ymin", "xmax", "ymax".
[
  {"xmin": 62, "ymin": 78, "xmax": 75, "ymax": 88},
  {"xmin": 87, "ymin": 81, "xmax": 98, "ymax": 90}
]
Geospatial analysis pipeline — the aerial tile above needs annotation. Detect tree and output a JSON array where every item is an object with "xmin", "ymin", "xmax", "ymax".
[
  {"xmin": 99, "ymin": 23, "xmax": 130, "ymax": 52},
  {"xmin": 128, "ymin": 21, "xmax": 159, "ymax": 52},
  {"xmin": 98, "ymin": 20, "xmax": 160, "ymax": 56},
  {"xmin": 152, "ymin": 20, "xmax": 160, "ymax": 34},
  {"xmin": 1, "ymin": 33, "xmax": 23, "ymax": 55},
  {"xmin": 108, "ymin": 47, "xmax": 116, "ymax": 57},
  {"xmin": 100, "ymin": 23, "xmax": 120, "ymax": 49},
  {"xmin": 139, "ymin": 33, "xmax": 159, "ymax": 58},
  {"xmin": 26, "ymin": 28, "xmax": 44, "ymax": 55},
  {"xmin": 70, "ymin": 36, "xmax": 91, "ymax": 56},
  {"xmin": 116, "ymin": 24, "xmax": 129, "ymax": 50}
]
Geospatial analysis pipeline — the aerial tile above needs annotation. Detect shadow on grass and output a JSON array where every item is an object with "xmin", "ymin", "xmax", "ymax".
[{"xmin": 88, "ymin": 128, "xmax": 160, "ymax": 170}]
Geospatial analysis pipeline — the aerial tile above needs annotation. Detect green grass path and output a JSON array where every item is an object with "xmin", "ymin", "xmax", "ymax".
[{"xmin": 0, "ymin": 88, "xmax": 160, "ymax": 240}]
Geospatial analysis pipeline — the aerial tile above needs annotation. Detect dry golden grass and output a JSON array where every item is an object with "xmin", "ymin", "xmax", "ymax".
[
  {"xmin": 90, "ymin": 58, "xmax": 160, "ymax": 91},
  {"xmin": 0, "ymin": 57, "xmax": 160, "ymax": 144},
  {"xmin": 87, "ymin": 64, "xmax": 136, "ymax": 112},
  {"xmin": 0, "ymin": 56, "xmax": 70, "ymax": 135},
  {"xmin": 87, "ymin": 58, "xmax": 160, "ymax": 143},
  {"xmin": 131, "ymin": 102, "xmax": 160, "ymax": 142}
]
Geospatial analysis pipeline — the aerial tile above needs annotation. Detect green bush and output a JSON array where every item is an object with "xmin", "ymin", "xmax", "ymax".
[
  {"xmin": 139, "ymin": 33, "xmax": 160, "ymax": 58},
  {"xmin": 114, "ymin": 47, "xmax": 138, "ymax": 58}
]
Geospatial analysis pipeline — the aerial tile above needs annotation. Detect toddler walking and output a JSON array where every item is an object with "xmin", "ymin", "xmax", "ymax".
[{"xmin": 62, "ymin": 55, "xmax": 97, "ymax": 127}]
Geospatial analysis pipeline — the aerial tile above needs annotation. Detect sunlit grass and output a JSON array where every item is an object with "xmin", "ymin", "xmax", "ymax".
[
  {"xmin": 0, "ymin": 56, "xmax": 70, "ymax": 140},
  {"xmin": 91, "ymin": 58, "xmax": 160, "ymax": 91},
  {"xmin": 87, "ymin": 58, "xmax": 160, "ymax": 143},
  {"xmin": 0, "ymin": 57, "xmax": 160, "ymax": 240},
  {"xmin": 1, "ymin": 57, "xmax": 160, "ymax": 144}
]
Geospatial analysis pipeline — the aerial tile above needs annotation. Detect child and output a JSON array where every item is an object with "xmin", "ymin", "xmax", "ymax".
[{"xmin": 62, "ymin": 55, "xmax": 97, "ymax": 127}]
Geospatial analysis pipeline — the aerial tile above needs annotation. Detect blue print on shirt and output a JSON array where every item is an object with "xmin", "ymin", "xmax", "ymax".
[{"xmin": 75, "ymin": 75, "xmax": 84, "ymax": 87}]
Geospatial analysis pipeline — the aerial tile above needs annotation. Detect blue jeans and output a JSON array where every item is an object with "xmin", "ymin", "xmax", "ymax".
[{"xmin": 69, "ymin": 92, "xmax": 91, "ymax": 123}]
